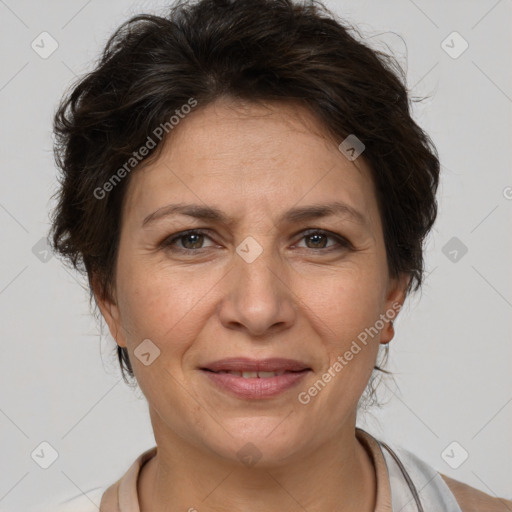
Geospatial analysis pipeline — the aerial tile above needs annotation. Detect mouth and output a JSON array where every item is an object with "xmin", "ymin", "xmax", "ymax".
[
  {"xmin": 201, "ymin": 357, "xmax": 311, "ymax": 373},
  {"xmin": 200, "ymin": 358, "xmax": 312, "ymax": 399},
  {"xmin": 202, "ymin": 369, "xmax": 304, "ymax": 378}
]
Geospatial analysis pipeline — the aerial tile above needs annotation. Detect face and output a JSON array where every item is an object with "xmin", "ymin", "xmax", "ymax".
[{"xmin": 96, "ymin": 98, "xmax": 408, "ymax": 466}]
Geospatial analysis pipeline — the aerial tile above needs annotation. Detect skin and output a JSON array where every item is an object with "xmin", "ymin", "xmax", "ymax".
[{"xmin": 95, "ymin": 97, "xmax": 409, "ymax": 511}]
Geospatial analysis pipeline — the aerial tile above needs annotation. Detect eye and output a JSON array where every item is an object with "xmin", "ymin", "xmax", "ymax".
[
  {"xmin": 161, "ymin": 229, "xmax": 215, "ymax": 252},
  {"xmin": 160, "ymin": 228, "xmax": 351, "ymax": 254},
  {"xmin": 294, "ymin": 229, "xmax": 351, "ymax": 251}
]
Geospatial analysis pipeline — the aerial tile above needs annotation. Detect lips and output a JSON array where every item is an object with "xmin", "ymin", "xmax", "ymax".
[
  {"xmin": 200, "ymin": 358, "xmax": 311, "ymax": 399},
  {"xmin": 212, "ymin": 370, "xmax": 288, "ymax": 378},
  {"xmin": 201, "ymin": 357, "xmax": 311, "ymax": 373}
]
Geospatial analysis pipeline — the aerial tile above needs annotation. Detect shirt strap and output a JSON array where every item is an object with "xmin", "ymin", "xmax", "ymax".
[{"xmin": 374, "ymin": 436, "xmax": 463, "ymax": 512}]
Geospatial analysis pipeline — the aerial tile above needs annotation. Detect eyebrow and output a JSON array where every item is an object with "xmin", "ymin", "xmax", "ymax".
[{"xmin": 142, "ymin": 201, "xmax": 368, "ymax": 228}]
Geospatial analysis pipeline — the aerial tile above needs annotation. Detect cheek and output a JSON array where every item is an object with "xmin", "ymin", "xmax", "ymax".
[
  {"xmin": 114, "ymin": 265, "xmax": 217, "ymax": 438},
  {"xmin": 304, "ymin": 266, "xmax": 384, "ymax": 397},
  {"xmin": 116, "ymin": 261, "xmax": 214, "ymax": 360},
  {"xmin": 310, "ymin": 264, "xmax": 385, "ymax": 343},
  {"xmin": 301, "ymin": 282, "xmax": 381, "ymax": 423}
]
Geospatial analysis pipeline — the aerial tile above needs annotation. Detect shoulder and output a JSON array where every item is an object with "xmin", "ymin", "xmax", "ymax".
[
  {"xmin": 376, "ymin": 436, "xmax": 512, "ymax": 512},
  {"xmin": 440, "ymin": 473, "xmax": 512, "ymax": 512},
  {"xmin": 45, "ymin": 446, "xmax": 156, "ymax": 512}
]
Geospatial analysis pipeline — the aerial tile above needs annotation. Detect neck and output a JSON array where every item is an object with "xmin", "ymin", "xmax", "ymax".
[{"xmin": 138, "ymin": 417, "xmax": 376, "ymax": 512}]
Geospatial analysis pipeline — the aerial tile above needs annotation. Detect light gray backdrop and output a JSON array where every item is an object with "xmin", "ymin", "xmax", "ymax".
[{"xmin": 0, "ymin": 0, "xmax": 511, "ymax": 510}]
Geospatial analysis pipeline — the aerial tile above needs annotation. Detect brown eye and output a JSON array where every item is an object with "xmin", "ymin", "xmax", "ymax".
[
  {"xmin": 304, "ymin": 232, "xmax": 329, "ymax": 249},
  {"xmin": 179, "ymin": 232, "xmax": 205, "ymax": 249},
  {"xmin": 297, "ymin": 230, "xmax": 350, "ymax": 251},
  {"xmin": 161, "ymin": 229, "xmax": 215, "ymax": 252}
]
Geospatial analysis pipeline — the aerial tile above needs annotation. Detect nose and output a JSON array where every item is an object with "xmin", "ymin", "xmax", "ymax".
[{"xmin": 217, "ymin": 243, "xmax": 297, "ymax": 338}]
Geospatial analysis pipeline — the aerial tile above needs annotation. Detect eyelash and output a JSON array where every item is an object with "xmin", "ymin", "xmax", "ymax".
[{"xmin": 160, "ymin": 229, "xmax": 352, "ymax": 254}]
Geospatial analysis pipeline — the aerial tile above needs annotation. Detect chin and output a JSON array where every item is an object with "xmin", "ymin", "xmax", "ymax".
[{"xmin": 204, "ymin": 416, "xmax": 311, "ymax": 468}]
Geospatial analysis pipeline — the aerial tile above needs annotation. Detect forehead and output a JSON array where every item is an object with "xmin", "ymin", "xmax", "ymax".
[{"xmin": 122, "ymin": 99, "xmax": 380, "ymax": 231}]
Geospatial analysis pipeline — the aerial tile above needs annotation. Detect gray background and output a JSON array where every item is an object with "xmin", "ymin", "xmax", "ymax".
[{"xmin": 0, "ymin": 0, "xmax": 510, "ymax": 509}]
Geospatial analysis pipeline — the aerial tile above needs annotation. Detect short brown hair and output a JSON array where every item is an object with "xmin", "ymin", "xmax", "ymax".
[{"xmin": 50, "ymin": 0, "xmax": 440, "ymax": 391}]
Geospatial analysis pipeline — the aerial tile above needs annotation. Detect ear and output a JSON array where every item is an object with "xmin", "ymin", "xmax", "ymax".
[
  {"xmin": 91, "ymin": 275, "xmax": 128, "ymax": 348},
  {"xmin": 379, "ymin": 272, "xmax": 410, "ymax": 345}
]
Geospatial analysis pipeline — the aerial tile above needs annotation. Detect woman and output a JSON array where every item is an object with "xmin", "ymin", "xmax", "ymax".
[{"xmin": 49, "ymin": 0, "xmax": 511, "ymax": 510}]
